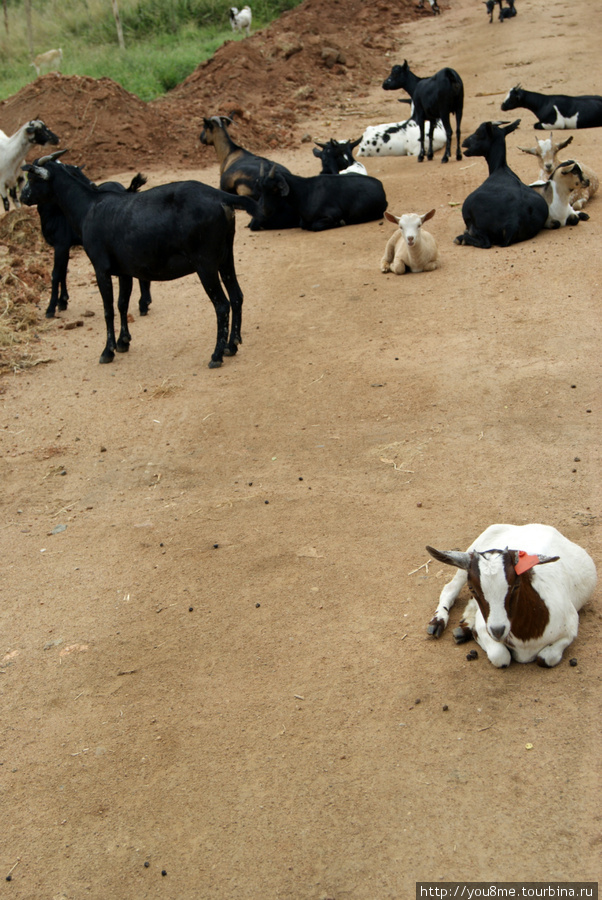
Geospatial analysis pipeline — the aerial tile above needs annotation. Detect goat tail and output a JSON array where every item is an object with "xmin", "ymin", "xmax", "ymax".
[{"xmin": 127, "ymin": 173, "xmax": 148, "ymax": 193}]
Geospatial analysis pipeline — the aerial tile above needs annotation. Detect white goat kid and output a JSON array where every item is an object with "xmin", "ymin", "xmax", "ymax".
[
  {"xmin": 426, "ymin": 523, "xmax": 597, "ymax": 668},
  {"xmin": 519, "ymin": 132, "xmax": 599, "ymax": 210},
  {"xmin": 381, "ymin": 208, "xmax": 438, "ymax": 274},
  {"xmin": 30, "ymin": 48, "xmax": 63, "ymax": 77},
  {"xmin": 530, "ymin": 160, "xmax": 591, "ymax": 228},
  {"xmin": 229, "ymin": 6, "xmax": 252, "ymax": 35}
]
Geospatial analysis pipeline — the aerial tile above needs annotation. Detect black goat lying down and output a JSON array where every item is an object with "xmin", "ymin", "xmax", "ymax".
[
  {"xmin": 501, "ymin": 85, "xmax": 602, "ymax": 130},
  {"xmin": 455, "ymin": 119, "xmax": 548, "ymax": 248},
  {"xmin": 254, "ymin": 165, "xmax": 387, "ymax": 231},
  {"xmin": 23, "ymin": 164, "xmax": 152, "ymax": 319},
  {"xmin": 21, "ymin": 152, "xmax": 257, "ymax": 367}
]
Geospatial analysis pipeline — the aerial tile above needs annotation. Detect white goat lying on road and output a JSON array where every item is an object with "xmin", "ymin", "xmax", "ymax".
[
  {"xmin": 380, "ymin": 209, "xmax": 438, "ymax": 274},
  {"xmin": 426, "ymin": 523, "xmax": 597, "ymax": 668},
  {"xmin": 357, "ymin": 118, "xmax": 447, "ymax": 158}
]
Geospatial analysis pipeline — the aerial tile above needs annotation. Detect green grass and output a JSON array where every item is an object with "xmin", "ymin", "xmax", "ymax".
[{"xmin": 0, "ymin": 0, "xmax": 301, "ymax": 103}]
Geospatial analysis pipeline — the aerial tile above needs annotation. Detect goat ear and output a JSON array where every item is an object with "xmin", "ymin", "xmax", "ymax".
[
  {"xmin": 384, "ymin": 211, "xmax": 400, "ymax": 225},
  {"xmin": 503, "ymin": 119, "xmax": 521, "ymax": 136},
  {"xmin": 513, "ymin": 550, "xmax": 559, "ymax": 574},
  {"xmin": 312, "ymin": 147, "xmax": 322, "ymax": 158},
  {"xmin": 397, "ymin": 98, "xmax": 412, "ymax": 105},
  {"xmin": 426, "ymin": 546, "xmax": 472, "ymax": 571},
  {"xmin": 421, "ymin": 209, "xmax": 436, "ymax": 223}
]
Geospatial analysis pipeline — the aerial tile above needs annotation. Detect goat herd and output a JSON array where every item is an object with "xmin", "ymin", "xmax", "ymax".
[{"xmin": 2, "ymin": 44, "xmax": 600, "ymax": 670}]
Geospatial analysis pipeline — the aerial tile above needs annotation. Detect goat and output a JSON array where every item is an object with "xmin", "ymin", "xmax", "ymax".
[
  {"xmin": 356, "ymin": 116, "xmax": 447, "ymax": 158},
  {"xmin": 498, "ymin": 0, "xmax": 516, "ymax": 20},
  {"xmin": 254, "ymin": 164, "xmax": 387, "ymax": 232},
  {"xmin": 382, "ymin": 60, "xmax": 463, "ymax": 163},
  {"xmin": 30, "ymin": 48, "xmax": 63, "ymax": 77},
  {"xmin": 530, "ymin": 160, "xmax": 590, "ymax": 228},
  {"xmin": 380, "ymin": 209, "xmax": 438, "ymax": 274},
  {"xmin": 426, "ymin": 523, "xmax": 597, "ymax": 668},
  {"xmin": 0, "ymin": 119, "xmax": 59, "ymax": 212},
  {"xmin": 518, "ymin": 132, "xmax": 599, "ymax": 209},
  {"xmin": 21, "ymin": 151, "xmax": 258, "ymax": 367},
  {"xmin": 313, "ymin": 139, "xmax": 367, "ymax": 175},
  {"xmin": 484, "ymin": 0, "xmax": 501, "ymax": 22},
  {"xmin": 199, "ymin": 115, "xmax": 296, "ymax": 229},
  {"xmin": 454, "ymin": 119, "xmax": 548, "ymax": 248},
  {"xmin": 501, "ymin": 85, "xmax": 602, "ymax": 129},
  {"xmin": 417, "ymin": 0, "xmax": 440, "ymax": 14},
  {"xmin": 229, "ymin": 6, "xmax": 252, "ymax": 35},
  {"xmin": 22, "ymin": 163, "xmax": 152, "ymax": 318}
]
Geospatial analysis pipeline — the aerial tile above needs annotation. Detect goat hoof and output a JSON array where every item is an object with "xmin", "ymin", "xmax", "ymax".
[
  {"xmin": 453, "ymin": 625, "xmax": 473, "ymax": 644},
  {"xmin": 208, "ymin": 358, "xmax": 223, "ymax": 369},
  {"xmin": 578, "ymin": 212, "xmax": 590, "ymax": 221},
  {"xmin": 427, "ymin": 618, "xmax": 445, "ymax": 638},
  {"xmin": 441, "ymin": 157, "xmax": 449, "ymax": 164},
  {"xmin": 116, "ymin": 343, "xmax": 130, "ymax": 353},
  {"xmin": 45, "ymin": 310, "xmax": 56, "ymax": 319},
  {"xmin": 99, "ymin": 351, "xmax": 115, "ymax": 364}
]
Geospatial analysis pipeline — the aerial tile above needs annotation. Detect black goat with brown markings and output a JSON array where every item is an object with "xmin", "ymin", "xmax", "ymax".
[{"xmin": 199, "ymin": 116, "xmax": 297, "ymax": 230}]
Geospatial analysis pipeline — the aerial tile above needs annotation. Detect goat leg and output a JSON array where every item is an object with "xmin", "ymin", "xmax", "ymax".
[
  {"xmin": 116, "ymin": 275, "xmax": 133, "ymax": 352},
  {"xmin": 96, "ymin": 270, "xmax": 117, "ymax": 364}
]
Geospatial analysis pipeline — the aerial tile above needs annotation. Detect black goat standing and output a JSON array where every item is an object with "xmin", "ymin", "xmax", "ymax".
[
  {"xmin": 454, "ymin": 119, "xmax": 549, "ymax": 248},
  {"xmin": 26, "ymin": 164, "xmax": 152, "ymax": 319},
  {"xmin": 21, "ymin": 151, "xmax": 257, "ymax": 367},
  {"xmin": 382, "ymin": 60, "xmax": 463, "ymax": 163}
]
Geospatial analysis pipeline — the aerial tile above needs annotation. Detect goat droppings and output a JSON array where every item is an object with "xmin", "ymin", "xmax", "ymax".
[{"xmin": 569, "ymin": 658, "xmax": 578, "ymax": 667}]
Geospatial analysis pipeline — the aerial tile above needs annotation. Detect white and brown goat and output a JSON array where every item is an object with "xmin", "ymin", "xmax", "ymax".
[
  {"xmin": 519, "ymin": 132, "xmax": 598, "ymax": 210},
  {"xmin": 530, "ymin": 160, "xmax": 591, "ymax": 228},
  {"xmin": 380, "ymin": 208, "xmax": 438, "ymax": 274},
  {"xmin": 426, "ymin": 523, "xmax": 597, "ymax": 668}
]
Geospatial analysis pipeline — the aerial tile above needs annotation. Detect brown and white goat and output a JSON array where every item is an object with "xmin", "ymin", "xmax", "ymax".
[
  {"xmin": 519, "ymin": 132, "xmax": 599, "ymax": 210},
  {"xmin": 30, "ymin": 48, "xmax": 63, "ymax": 77},
  {"xmin": 530, "ymin": 160, "xmax": 591, "ymax": 228},
  {"xmin": 380, "ymin": 209, "xmax": 438, "ymax": 274},
  {"xmin": 426, "ymin": 523, "xmax": 597, "ymax": 668}
]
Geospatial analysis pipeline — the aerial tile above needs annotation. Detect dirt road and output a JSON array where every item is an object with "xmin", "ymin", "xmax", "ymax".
[{"xmin": 1, "ymin": 0, "xmax": 601, "ymax": 897}]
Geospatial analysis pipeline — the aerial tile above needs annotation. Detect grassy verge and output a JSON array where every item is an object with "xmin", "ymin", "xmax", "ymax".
[{"xmin": 0, "ymin": 0, "xmax": 301, "ymax": 103}]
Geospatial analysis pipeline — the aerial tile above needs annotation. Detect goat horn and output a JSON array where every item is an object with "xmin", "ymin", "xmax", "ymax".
[
  {"xmin": 37, "ymin": 149, "xmax": 68, "ymax": 165},
  {"xmin": 268, "ymin": 164, "xmax": 277, "ymax": 178}
]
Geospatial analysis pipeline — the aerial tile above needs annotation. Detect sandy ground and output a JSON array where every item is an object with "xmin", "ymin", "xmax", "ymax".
[{"xmin": 1, "ymin": 0, "xmax": 601, "ymax": 897}]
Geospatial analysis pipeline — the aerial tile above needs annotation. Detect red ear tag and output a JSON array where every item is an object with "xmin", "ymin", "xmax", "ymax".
[{"xmin": 515, "ymin": 550, "xmax": 540, "ymax": 575}]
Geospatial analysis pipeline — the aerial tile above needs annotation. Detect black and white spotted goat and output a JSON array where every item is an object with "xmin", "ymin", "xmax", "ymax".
[{"xmin": 426, "ymin": 523, "xmax": 597, "ymax": 668}]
